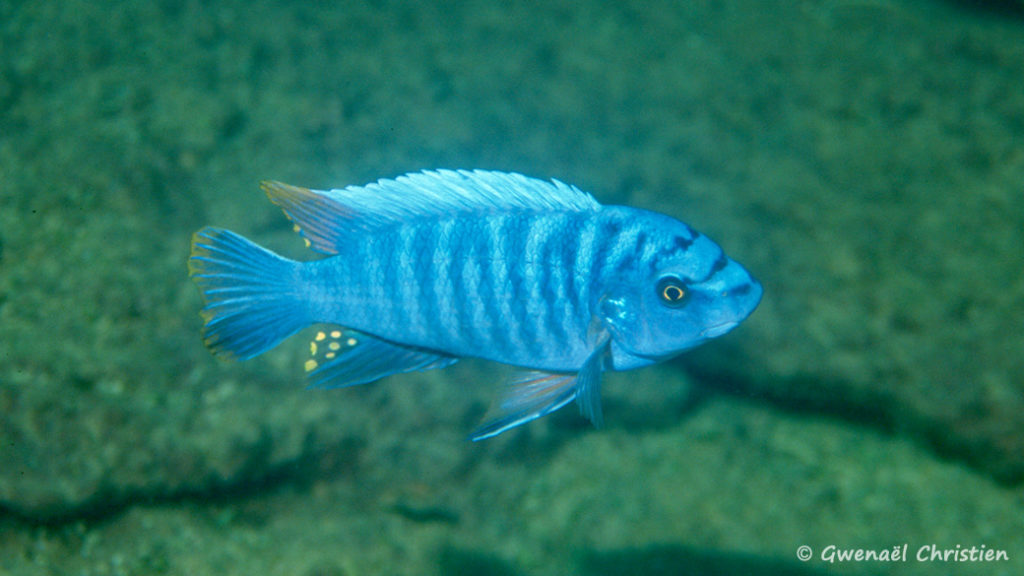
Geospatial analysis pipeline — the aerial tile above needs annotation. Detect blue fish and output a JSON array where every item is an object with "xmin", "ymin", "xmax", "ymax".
[{"xmin": 188, "ymin": 170, "xmax": 762, "ymax": 439}]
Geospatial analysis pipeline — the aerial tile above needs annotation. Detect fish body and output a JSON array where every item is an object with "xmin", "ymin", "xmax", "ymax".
[{"xmin": 189, "ymin": 170, "xmax": 762, "ymax": 439}]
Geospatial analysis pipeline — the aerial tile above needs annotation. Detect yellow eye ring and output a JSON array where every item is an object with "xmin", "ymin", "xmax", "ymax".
[{"xmin": 656, "ymin": 276, "xmax": 689, "ymax": 308}]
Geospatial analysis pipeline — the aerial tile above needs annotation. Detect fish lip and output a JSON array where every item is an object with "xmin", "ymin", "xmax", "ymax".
[{"xmin": 699, "ymin": 321, "xmax": 739, "ymax": 339}]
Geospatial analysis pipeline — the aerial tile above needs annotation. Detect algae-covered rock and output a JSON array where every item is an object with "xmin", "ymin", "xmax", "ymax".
[{"xmin": 1, "ymin": 0, "xmax": 1022, "ymax": 525}]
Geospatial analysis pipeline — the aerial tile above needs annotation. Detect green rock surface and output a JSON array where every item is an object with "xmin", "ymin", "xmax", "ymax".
[
  {"xmin": 1, "ymin": 0, "xmax": 1022, "ymax": 573},
  {"xmin": 3, "ymin": 396, "xmax": 1021, "ymax": 575}
]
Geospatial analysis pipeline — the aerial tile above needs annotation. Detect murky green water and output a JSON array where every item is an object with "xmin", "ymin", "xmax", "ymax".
[{"xmin": 1, "ymin": 1, "xmax": 1022, "ymax": 574}]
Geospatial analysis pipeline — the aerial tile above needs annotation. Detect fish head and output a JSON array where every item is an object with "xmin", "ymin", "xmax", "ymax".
[{"xmin": 598, "ymin": 210, "xmax": 762, "ymax": 370}]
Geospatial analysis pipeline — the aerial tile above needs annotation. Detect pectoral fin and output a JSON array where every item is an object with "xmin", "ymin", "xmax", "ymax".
[
  {"xmin": 573, "ymin": 339, "xmax": 606, "ymax": 429},
  {"xmin": 471, "ymin": 339, "xmax": 609, "ymax": 441}
]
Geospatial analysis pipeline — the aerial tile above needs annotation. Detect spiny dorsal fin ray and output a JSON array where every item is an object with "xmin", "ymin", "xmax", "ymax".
[{"xmin": 263, "ymin": 170, "xmax": 601, "ymax": 255}]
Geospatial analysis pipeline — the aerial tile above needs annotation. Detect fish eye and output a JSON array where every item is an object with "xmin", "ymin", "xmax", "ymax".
[{"xmin": 656, "ymin": 276, "xmax": 689, "ymax": 308}]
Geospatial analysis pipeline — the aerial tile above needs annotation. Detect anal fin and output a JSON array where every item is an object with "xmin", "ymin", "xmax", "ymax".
[{"xmin": 304, "ymin": 327, "xmax": 457, "ymax": 389}]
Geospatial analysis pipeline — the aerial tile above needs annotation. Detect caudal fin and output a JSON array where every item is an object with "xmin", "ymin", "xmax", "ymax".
[{"xmin": 188, "ymin": 227, "xmax": 309, "ymax": 360}]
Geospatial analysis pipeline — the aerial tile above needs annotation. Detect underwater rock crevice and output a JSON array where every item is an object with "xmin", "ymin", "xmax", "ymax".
[
  {"xmin": 0, "ymin": 435, "xmax": 365, "ymax": 528},
  {"xmin": 686, "ymin": 359, "xmax": 1024, "ymax": 486}
]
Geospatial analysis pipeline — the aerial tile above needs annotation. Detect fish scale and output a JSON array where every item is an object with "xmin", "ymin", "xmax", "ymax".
[
  {"xmin": 394, "ymin": 223, "xmax": 421, "ymax": 335},
  {"xmin": 363, "ymin": 211, "xmax": 604, "ymax": 368},
  {"xmin": 483, "ymin": 215, "xmax": 515, "ymax": 352},
  {"xmin": 521, "ymin": 214, "xmax": 552, "ymax": 357},
  {"xmin": 318, "ymin": 211, "xmax": 593, "ymax": 364},
  {"xmin": 188, "ymin": 169, "xmax": 762, "ymax": 439}
]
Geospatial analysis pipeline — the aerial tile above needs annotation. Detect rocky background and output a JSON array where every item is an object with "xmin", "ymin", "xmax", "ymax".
[{"xmin": 1, "ymin": 0, "xmax": 1022, "ymax": 574}]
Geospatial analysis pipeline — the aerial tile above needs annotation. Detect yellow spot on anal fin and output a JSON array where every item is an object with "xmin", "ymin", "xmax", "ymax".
[
  {"xmin": 325, "ymin": 352, "xmax": 336, "ymax": 360},
  {"xmin": 304, "ymin": 238, "xmax": 311, "ymax": 248},
  {"xmin": 330, "ymin": 330, "xmax": 342, "ymax": 339},
  {"xmin": 293, "ymin": 224, "xmax": 301, "ymax": 233},
  {"xmin": 304, "ymin": 359, "xmax": 318, "ymax": 372},
  {"xmin": 310, "ymin": 342, "xmax": 318, "ymax": 355},
  {"xmin": 346, "ymin": 337, "xmax": 357, "ymax": 346},
  {"xmin": 328, "ymin": 341, "xmax": 341, "ymax": 351},
  {"xmin": 316, "ymin": 332, "xmax": 326, "ymax": 341}
]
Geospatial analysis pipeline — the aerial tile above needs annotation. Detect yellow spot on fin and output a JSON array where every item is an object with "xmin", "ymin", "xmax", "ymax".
[{"xmin": 305, "ymin": 326, "xmax": 359, "ymax": 374}]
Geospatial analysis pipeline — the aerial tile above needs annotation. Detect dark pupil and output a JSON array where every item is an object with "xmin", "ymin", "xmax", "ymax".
[{"xmin": 657, "ymin": 277, "xmax": 688, "ymax": 307}]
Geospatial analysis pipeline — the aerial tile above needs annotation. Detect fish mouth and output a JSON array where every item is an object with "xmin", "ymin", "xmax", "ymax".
[{"xmin": 699, "ymin": 321, "xmax": 739, "ymax": 339}]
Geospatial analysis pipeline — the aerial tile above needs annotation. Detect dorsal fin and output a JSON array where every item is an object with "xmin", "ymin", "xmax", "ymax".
[
  {"xmin": 262, "ymin": 170, "xmax": 601, "ymax": 254},
  {"xmin": 261, "ymin": 181, "xmax": 353, "ymax": 254}
]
